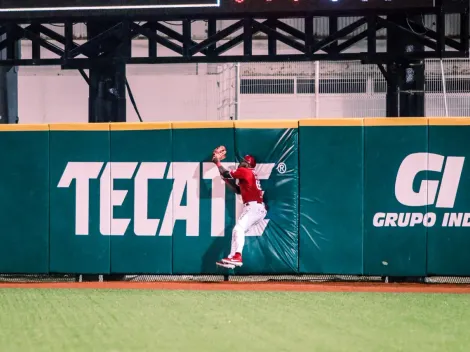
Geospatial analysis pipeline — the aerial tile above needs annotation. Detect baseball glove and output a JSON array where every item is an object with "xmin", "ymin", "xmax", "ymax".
[{"xmin": 212, "ymin": 145, "xmax": 227, "ymax": 162}]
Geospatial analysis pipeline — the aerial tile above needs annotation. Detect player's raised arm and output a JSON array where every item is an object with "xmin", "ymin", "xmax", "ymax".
[
  {"xmin": 211, "ymin": 146, "xmax": 241, "ymax": 194},
  {"xmin": 217, "ymin": 164, "xmax": 232, "ymax": 179},
  {"xmin": 212, "ymin": 145, "xmax": 231, "ymax": 178},
  {"xmin": 223, "ymin": 178, "xmax": 241, "ymax": 194}
]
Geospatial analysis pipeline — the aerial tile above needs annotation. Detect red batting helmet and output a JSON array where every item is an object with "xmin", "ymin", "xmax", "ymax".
[{"xmin": 243, "ymin": 155, "xmax": 256, "ymax": 168}]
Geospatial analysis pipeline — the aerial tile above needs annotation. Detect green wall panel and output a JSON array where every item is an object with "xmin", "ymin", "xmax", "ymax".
[
  {"xmin": 109, "ymin": 126, "xmax": 173, "ymax": 274},
  {"xmin": 0, "ymin": 129, "xmax": 49, "ymax": 273},
  {"xmin": 427, "ymin": 123, "xmax": 470, "ymax": 275},
  {"xmin": 49, "ymin": 127, "xmax": 111, "ymax": 274},
  {"xmin": 171, "ymin": 124, "xmax": 235, "ymax": 274},
  {"xmin": 233, "ymin": 123, "xmax": 299, "ymax": 274},
  {"xmin": 299, "ymin": 122, "xmax": 363, "ymax": 274},
  {"xmin": 363, "ymin": 122, "xmax": 428, "ymax": 276}
]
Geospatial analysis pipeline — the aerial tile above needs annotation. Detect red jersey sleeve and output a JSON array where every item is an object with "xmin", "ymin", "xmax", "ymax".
[{"xmin": 230, "ymin": 168, "xmax": 247, "ymax": 180}]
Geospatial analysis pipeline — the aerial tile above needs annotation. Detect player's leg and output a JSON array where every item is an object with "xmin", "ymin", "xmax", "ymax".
[
  {"xmin": 216, "ymin": 207, "xmax": 249, "ymax": 267},
  {"xmin": 232, "ymin": 206, "xmax": 267, "ymax": 255},
  {"xmin": 229, "ymin": 208, "xmax": 249, "ymax": 256},
  {"xmin": 216, "ymin": 206, "xmax": 248, "ymax": 268},
  {"xmin": 222, "ymin": 204, "xmax": 267, "ymax": 266},
  {"xmin": 244, "ymin": 203, "xmax": 267, "ymax": 237},
  {"xmin": 217, "ymin": 206, "xmax": 250, "ymax": 267}
]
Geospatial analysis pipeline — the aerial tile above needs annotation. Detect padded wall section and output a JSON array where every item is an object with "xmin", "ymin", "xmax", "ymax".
[
  {"xmin": 363, "ymin": 119, "xmax": 428, "ymax": 276},
  {"xmin": 234, "ymin": 121, "xmax": 299, "ymax": 274},
  {"xmin": 109, "ymin": 123, "xmax": 173, "ymax": 274},
  {"xmin": 427, "ymin": 119, "xmax": 470, "ymax": 276},
  {"xmin": 0, "ymin": 126, "xmax": 50, "ymax": 273},
  {"xmin": 49, "ymin": 124, "xmax": 111, "ymax": 274},
  {"xmin": 299, "ymin": 119, "xmax": 363, "ymax": 275},
  {"xmin": 171, "ymin": 122, "xmax": 235, "ymax": 274}
]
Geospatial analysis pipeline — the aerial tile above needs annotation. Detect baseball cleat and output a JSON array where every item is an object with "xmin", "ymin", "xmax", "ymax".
[
  {"xmin": 216, "ymin": 261, "xmax": 235, "ymax": 269},
  {"xmin": 221, "ymin": 253, "xmax": 243, "ymax": 267}
]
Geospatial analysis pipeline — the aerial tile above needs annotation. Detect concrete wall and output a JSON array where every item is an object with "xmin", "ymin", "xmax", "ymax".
[
  {"xmin": 19, "ymin": 67, "xmax": 219, "ymax": 123},
  {"xmin": 17, "ymin": 40, "xmax": 470, "ymax": 123}
]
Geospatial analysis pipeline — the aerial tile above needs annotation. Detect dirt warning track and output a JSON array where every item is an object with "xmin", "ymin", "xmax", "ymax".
[{"xmin": 1, "ymin": 281, "xmax": 470, "ymax": 293}]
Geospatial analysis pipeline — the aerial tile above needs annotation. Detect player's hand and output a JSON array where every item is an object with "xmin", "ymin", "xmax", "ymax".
[{"xmin": 212, "ymin": 145, "xmax": 227, "ymax": 163}]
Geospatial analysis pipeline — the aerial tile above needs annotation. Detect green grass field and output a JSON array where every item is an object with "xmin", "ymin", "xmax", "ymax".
[{"xmin": 0, "ymin": 289, "xmax": 469, "ymax": 351}]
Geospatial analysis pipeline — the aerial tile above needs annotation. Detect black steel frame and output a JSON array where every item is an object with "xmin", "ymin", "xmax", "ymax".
[{"xmin": 0, "ymin": 8, "xmax": 468, "ymax": 67}]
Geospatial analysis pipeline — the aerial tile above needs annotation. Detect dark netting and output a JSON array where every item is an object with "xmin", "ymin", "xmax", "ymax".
[
  {"xmin": 0, "ymin": 274, "xmax": 469, "ymax": 284},
  {"xmin": 125, "ymin": 275, "xmax": 383, "ymax": 282},
  {"xmin": 124, "ymin": 275, "xmax": 226, "ymax": 282},
  {"xmin": 228, "ymin": 275, "xmax": 383, "ymax": 282},
  {"xmin": 0, "ymin": 274, "xmax": 78, "ymax": 283},
  {"xmin": 425, "ymin": 277, "xmax": 470, "ymax": 284}
]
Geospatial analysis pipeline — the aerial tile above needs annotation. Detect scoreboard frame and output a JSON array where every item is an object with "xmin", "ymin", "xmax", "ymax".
[
  {"xmin": 0, "ymin": 0, "xmax": 440, "ymax": 19},
  {"xmin": 0, "ymin": 0, "xmax": 221, "ymax": 12}
]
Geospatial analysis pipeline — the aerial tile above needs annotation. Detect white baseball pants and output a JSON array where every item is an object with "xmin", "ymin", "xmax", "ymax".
[{"xmin": 229, "ymin": 201, "xmax": 267, "ymax": 257}]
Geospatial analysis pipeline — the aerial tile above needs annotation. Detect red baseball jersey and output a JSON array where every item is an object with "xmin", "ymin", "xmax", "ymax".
[{"xmin": 230, "ymin": 167, "xmax": 264, "ymax": 204}]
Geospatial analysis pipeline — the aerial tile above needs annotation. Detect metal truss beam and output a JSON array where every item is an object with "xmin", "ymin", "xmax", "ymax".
[{"xmin": 0, "ymin": 10, "xmax": 468, "ymax": 67}]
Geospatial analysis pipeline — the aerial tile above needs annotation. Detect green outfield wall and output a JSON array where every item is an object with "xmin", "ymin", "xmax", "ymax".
[{"xmin": 0, "ymin": 118, "xmax": 469, "ymax": 276}]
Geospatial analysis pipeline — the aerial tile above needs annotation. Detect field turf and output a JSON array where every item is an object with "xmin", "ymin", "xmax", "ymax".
[{"xmin": 0, "ymin": 289, "xmax": 468, "ymax": 351}]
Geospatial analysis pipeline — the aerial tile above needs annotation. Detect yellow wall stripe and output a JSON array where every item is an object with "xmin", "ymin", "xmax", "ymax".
[
  {"xmin": 110, "ymin": 122, "xmax": 171, "ymax": 130},
  {"xmin": 172, "ymin": 121, "xmax": 234, "ymax": 129},
  {"xmin": 428, "ymin": 117, "xmax": 470, "ymax": 126},
  {"xmin": 0, "ymin": 124, "xmax": 49, "ymax": 131},
  {"xmin": 4, "ymin": 118, "xmax": 470, "ymax": 131},
  {"xmin": 364, "ymin": 118, "xmax": 428, "ymax": 126},
  {"xmin": 299, "ymin": 118, "xmax": 363, "ymax": 126},
  {"xmin": 234, "ymin": 120, "xmax": 298, "ymax": 129},
  {"xmin": 49, "ymin": 123, "xmax": 110, "ymax": 131}
]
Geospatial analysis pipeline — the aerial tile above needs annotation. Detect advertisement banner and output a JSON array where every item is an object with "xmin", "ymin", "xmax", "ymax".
[
  {"xmin": 49, "ymin": 124, "xmax": 111, "ymax": 274},
  {"xmin": 299, "ymin": 119, "xmax": 364, "ymax": 275},
  {"xmin": 6, "ymin": 118, "xmax": 470, "ymax": 277},
  {"xmin": 427, "ymin": 119, "xmax": 470, "ymax": 275},
  {"xmin": 0, "ymin": 126, "xmax": 50, "ymax": 273},
  {"xmin": 363, "ymin": 119, "xmax": 428, "ymax": 276},
  {"xmin": 234, "ymin": 121, "xmax": 299, "ymax": 274},
  {"xmin": 109, "ymin": 123, "xmax": 173, "ymax": 274}
]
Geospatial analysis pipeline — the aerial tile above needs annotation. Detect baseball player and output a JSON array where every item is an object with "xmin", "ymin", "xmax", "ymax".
[{"xmin": 211, "ymin": 146, "xmax": 267, "ymax": 269}]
